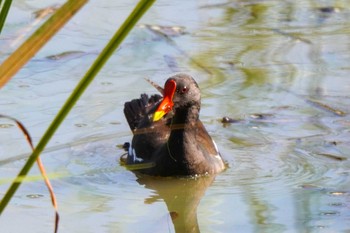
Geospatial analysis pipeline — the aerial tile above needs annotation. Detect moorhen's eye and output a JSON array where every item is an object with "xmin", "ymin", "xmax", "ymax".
[{"xmin": 179, "ymin": 86, "xmax": 188, "ymax": 94}]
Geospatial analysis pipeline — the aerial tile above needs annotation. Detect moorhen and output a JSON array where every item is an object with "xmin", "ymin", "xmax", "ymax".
[{"xmin": 123, "ymin": 74, "xmax": 225, "ymax": 176}]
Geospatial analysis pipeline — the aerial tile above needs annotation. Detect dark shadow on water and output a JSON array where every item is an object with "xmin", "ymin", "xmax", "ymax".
[{"xmin": 136, "ymin": 174, "xmax": 216, "ymax": 233}]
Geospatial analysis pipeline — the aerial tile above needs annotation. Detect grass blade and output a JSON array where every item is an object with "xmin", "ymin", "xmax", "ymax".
[
  {"xmin": 0, "ymin": 0, "xmax": 156, "ymax": 217},
  {"xmin": 0, "ymin": 115, "xmax": 59, "ymax": 232},
  {"xmin": 0, "ymin": 0, "xmax": 12, "ymax": 34},
  {"xmin": 0, "ymin": 0, "xmax": 87, "ymax": 88}
]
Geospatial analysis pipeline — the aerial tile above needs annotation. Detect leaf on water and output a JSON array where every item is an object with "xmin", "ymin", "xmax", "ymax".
[
  {"xmin": 272, "ymin": 28, "xmax": 312, "ymax": 44},
  {"xmin": 317, "ymin": 153, "xmax": 347, "ymax": 161},
  {"xmin": 306, "ymin": 99, "xmax": 346, "ymax": 116},
  {"xmin": 300, "ymin": 184, "xmax": 324, "ymax": 191},
  {"xmin": 317, "ymin": 7, "xmax": 340, "ymax": 14},
  {"xmin": 320, "ymin": 211, "xmax": 340, "ymax": 216},
  {"xmin": 26, "ymin": 194, "xmax": 44, "ymax": 199},
  {"xmin": 33, "ymin": 5, "xmax": 60, "ymax": 19},
  {"xmin": 249, "ymin": 113, "xmax": 274, "ymax": 120},
  {"xmin": 140, "ymin": 24, "xmax": 187, "ymax": 37},
  {"xmin": 328, "ymin": 191, "xmax": 347, "ymax": 196},
  {"xmin": 45, "ymin": 50, "xmax": 86, "ymax": 60},
  {"xmin": 0, "ymin": 123, "xmax": 14, "ymax": 128}
]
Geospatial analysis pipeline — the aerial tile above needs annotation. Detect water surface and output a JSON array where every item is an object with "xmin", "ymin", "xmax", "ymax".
[{"xmin": 1, "ymin": 0, "xmax": 350, "ymax": 232}]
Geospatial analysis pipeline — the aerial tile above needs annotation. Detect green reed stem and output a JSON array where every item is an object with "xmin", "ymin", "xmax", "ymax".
[{"xmin": 0, "ymin": 0, "xmax": 12, "ymax": 34}]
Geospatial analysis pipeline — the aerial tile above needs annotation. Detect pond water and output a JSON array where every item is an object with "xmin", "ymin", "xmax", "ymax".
[{"xmin": 1, "ymin": 0, "xmax": 350, "ymax": 232}]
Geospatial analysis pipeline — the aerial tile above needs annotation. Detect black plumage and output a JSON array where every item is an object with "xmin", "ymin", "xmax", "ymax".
[{"xmin": 123, "ymin": 74, "xmax": 225, "ymax": 176}]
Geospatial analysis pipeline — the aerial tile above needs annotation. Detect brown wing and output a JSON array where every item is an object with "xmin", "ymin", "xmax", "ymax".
[{"xmin": 195, "ymin": 120, "xmax": 220, "ymax": 156}]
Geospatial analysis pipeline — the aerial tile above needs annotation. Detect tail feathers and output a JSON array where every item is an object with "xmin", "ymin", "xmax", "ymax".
[{"xmin": 124, "ymin": 94, "xmax": 162, "ymax": 130}]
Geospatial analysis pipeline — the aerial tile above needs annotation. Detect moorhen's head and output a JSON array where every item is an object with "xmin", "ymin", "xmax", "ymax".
[{"xmin": 153, "ymin": 74, "xmax": 201, "ymax": 121}]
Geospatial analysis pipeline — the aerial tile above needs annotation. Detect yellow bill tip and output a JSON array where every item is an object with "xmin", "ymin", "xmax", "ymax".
[{"xmin": 153, "ymin": 110, "xmax": 166, "ymax": 122}]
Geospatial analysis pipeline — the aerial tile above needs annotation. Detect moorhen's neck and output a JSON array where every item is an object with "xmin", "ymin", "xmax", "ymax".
[
  {"xmin": 167, "ymin": 104, "xmax": 200, "ymax": 166},
  {"xmin": 171, "ymin": 104, "xmax": 200, "ymax": 127}
]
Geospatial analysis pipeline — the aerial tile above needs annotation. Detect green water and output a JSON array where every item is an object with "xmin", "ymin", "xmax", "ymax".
[{"xmin": 1, "ymin": 1, "xmax": 350, "ymax": 232}]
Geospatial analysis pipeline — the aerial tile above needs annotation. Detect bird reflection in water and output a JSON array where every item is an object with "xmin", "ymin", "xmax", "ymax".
[{"xmin": 136, "ymin": 174, "xmax": 216, "ymax": 233}]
